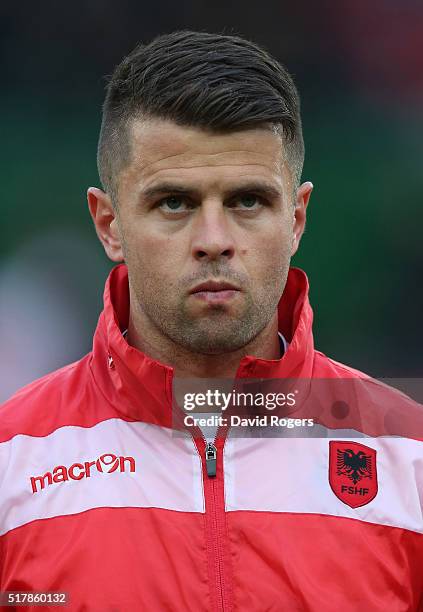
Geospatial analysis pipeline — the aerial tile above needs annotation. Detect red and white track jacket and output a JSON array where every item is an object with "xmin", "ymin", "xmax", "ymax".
[{"xmin": 1, "ymin": 264, "xmax": 422, "ymax": 611}]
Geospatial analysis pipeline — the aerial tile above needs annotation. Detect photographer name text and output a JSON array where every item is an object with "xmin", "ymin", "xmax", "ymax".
[{"xmin": 184, "ymin": 415, "xmax": 314, "ymax": 429}]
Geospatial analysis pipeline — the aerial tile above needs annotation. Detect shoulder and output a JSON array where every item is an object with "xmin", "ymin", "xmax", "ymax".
[
  {"xmin": 0, "ymin": 355, "xmax": 93, "ymax": 443},
  {"xmin": 312, "ymin": 350, "xmax": 423, "ymax": 439},
  {"xmin": 313, "ymin": 350, "xmax": 371, "ymax": 379}
]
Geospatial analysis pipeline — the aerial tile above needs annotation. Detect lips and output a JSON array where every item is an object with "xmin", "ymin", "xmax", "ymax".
[
  {"xmin": 189, "ymin": 280, "xmax": 240, "ymax": 294},
  {"xmin": 189, "ymin": 280, "xmax": 241, "ymax": 304}
]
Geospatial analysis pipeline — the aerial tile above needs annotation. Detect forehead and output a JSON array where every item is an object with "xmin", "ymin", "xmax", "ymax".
[{"xmin": 119, "ymin": 117, "xmax": 291, "ymax": 191}]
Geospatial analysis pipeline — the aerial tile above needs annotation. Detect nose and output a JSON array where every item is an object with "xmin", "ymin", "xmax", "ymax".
[{"xmin": 191, "ymin": 201, "xmax": 235, "ymax": 262}]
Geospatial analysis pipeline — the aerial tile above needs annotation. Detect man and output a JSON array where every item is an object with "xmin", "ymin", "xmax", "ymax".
[{"xmin": 0, "ymin": 31, "xmax": 422, "ymax": 611}]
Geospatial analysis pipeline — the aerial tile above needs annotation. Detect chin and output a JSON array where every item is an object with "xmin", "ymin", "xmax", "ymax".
[{"xmin": 179, "ymin": 328, "xmax": 254, "ymax": 355}]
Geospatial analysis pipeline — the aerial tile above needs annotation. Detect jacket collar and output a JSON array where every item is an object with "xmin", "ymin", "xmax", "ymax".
[{"xmin": 90, "ymin": 264, "xmax": 315, "ymax": 427}]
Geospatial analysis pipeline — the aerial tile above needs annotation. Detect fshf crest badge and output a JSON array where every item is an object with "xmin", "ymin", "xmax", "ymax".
[{"xmin": 329, "ymin": 441, "xmax": 378, "ymax": 508}]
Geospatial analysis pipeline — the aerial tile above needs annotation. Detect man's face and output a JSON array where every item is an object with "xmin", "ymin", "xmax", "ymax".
[{"xmin": 91, "ymin": 118, "xmax": 310, "ymax": 355}]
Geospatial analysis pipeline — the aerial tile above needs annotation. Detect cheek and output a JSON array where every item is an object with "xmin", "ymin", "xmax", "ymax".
[
  {"xmin": 246, "ymin": 226, "xmax": 292, "ymax": 270},
  {"xmin": 124, "ymin": 230, "xmax": 183, "ymax": 283},
  {"xmin": 122, "ymin": 223, "xmax": 153, "ymax": 257}
]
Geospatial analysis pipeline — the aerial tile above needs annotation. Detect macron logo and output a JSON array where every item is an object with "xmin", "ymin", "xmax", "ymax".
[{"xmin": 30, "ymin": 453, "xmax": 136, "ymax": 494}]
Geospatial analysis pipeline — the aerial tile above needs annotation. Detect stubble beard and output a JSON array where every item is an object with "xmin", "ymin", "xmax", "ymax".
[{"xmin": 131, "ymin": 267, "xmax": 289, "ymax": 356}]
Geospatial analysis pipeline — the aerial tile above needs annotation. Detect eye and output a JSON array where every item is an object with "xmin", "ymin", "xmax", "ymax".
[
  {"xmin": 158, "ymin": 196, "xmax": 190, "ymax": 214},
  {"xmin": 231, "ymin": 194, "xmax": 264, "ymax": 211}
]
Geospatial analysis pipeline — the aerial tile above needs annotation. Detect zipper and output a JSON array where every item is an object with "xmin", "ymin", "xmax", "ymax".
[
  {"xmin": 205, "ymin": 441, "xmax": 217, "ymax": 477},
  {"xmin": 173, "ymin": 387, "xmax": 232, "ymax": 611},
  {"xmin": 194, "ymin": 426, "xmax": 232, "ymax": 612}
]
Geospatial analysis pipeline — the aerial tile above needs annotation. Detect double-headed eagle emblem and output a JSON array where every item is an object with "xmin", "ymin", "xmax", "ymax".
[{"xmin": 336, "ymin": 448, "xmax": 372, "ymax": 484}]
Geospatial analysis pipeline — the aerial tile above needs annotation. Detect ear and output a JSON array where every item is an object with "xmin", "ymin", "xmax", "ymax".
[
  {"xmin": 291, "ymin": 181, "xmax": 313, "ymax": 256},
  {"xmin": 87, "ymin": 187, "xmax": 124, "ymax": 262}
]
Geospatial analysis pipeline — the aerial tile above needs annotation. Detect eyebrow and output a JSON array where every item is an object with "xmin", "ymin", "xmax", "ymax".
[{"xmin": 140, "ymin": 181, "xmax": 283, "ymax": 201}]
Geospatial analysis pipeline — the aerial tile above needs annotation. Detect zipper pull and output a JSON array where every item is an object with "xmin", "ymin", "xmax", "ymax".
[{"xmin": 205, "ymin": 442, "xmax": 217, "ymax": 478}]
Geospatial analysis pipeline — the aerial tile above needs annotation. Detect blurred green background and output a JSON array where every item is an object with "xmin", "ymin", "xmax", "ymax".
[{"xmin": 1, "ymin": 1, "xmax": 422, "ymax": 399}]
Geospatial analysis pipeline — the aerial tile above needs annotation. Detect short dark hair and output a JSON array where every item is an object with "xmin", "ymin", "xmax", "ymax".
[{"xmin": 98, "ymin": 30, "xmax": 304, "ymax": 205}]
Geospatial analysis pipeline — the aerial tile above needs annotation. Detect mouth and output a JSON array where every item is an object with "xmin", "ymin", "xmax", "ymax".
[{"xmin": 189, "ymin": 280, "xmax": 241, "ymax": 304}]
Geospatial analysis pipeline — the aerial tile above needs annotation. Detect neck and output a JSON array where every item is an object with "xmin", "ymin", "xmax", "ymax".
[{"xmin": 126, "ymin": 309, "xmax": 280, "ymax": 378}]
